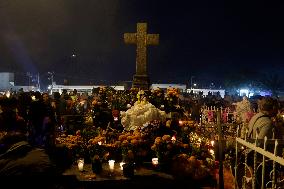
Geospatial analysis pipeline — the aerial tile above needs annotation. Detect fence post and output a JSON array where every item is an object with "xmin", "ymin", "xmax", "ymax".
[
  {"xmin": 235, "ymin": 126, "xmax": 239, "ymax": 189},
  {"xmin": 217, "ymin": 110, "xmax": 224, "ymax": 189},
  {"xmin": 252, "ymin": 132, "xmax": 259, "ymax": 189},
  {"xmin": 272, "ymin": 140, "xmax": 278, "ymax": 188},
  {"xmin": 261, "ymin": 136, "xmax": 267, "ymax": 189}
]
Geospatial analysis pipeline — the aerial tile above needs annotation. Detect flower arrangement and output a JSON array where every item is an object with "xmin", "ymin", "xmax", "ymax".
[
  {"xmin": 117, "ymin": 130, "xmax": 148, "ymax": 162},
  {"xmin": 136, "ymin": 90, "xmax": 146, "ymax": 103},
  {"xmin": 165, "ymin": 88, "xmax": 181, "ymax": 113},
  {"xmin": 151, "ymin": 135, "xmax": 187, "ymax": 163},
  {"xmin": 120, "ymin": 99, "xmax": 167, "ymax": 131},
  {"xmin": 149, "ymin": 88, "xmax": 165, "ymax": 108},
  {"xmin": 87, "ymin": 136, "xmax": 109, "ymax": 161},
  {"xmin": 171, "ymin": 153, "xmax": 214, "ymax": 180},
  {"xmin": 178, "ymin": 121, "xmax": 197, "ymax": 143},
  {"xmin": 55, "ymin": 130, "xmax": 86, "ymax": 160},
  {"xmin": 207, "ymin": 111, "xmax": 214, "ymax": 122}
]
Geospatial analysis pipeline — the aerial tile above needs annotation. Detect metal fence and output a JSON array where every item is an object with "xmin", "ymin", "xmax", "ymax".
[{"xmin": 234, "ymin": 127, "xmax": 284, "ymax": 189}]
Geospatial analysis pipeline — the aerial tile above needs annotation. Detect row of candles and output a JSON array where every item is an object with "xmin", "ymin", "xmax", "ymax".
[
  {"xmin": 77, "ymin": 141, "xmax": 215, "ymax": 172},
  {"xmin": 77, "ymin": 158, "xmax": 159, "ymax": 172},
  {"xmin": 77, "ymin": 134, "xmax": 215, "ymax": 172}
]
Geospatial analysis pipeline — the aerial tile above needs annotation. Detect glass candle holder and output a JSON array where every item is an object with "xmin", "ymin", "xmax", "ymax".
[
  {"xmin": 77, "ymin": 158, "xmax": 84, "ymax": 172},
  {"xmin": 152, "ymin": 158, "xmax": 159, "ymax": 167},
  {"xmin": 108, "ymin": 160, "xmax": 115, "ymax": 172}
]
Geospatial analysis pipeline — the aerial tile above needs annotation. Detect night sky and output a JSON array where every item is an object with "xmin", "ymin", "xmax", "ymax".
[{"xmin": 0, "ymin": 0, "xmax": 283, "ymax": 87}]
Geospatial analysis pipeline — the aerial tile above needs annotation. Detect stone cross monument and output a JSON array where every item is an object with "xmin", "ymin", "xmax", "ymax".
[{"xmin": 124, "ymin": 23, "xmax": 159, "ymax": 89}]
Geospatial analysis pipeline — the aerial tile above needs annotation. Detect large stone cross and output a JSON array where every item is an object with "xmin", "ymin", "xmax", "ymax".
[{"xmin": 124, "ymin": 23, "xmax": 159, "ymax": 89}]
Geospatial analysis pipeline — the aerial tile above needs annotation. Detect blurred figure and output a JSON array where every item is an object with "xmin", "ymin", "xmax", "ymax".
[
  {"xmin": 247, "ymin": 97, "xmax": 279, "ymax": 139},
  {"xmin": 0, "ymin": 98, "xmax": 56, "ymax": 176}
]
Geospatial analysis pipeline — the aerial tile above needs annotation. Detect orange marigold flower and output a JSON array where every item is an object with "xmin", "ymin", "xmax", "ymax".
[
  {"xmin": 122, "ymin": 140, "xmax": 129, "ymax": 146},
  {"xmin": 127, "ymin": 136, "xmax": 133, "ymax": 141},
  {"xmin": 130, "ymin": 139, "xmax": 138, "ymax": 146},
  {"xmin": 162, "ymin": 135, "xmax": 171, "ymax": 142}
]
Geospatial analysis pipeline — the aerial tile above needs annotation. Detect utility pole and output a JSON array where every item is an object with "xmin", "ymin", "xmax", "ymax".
[
  {"xmin": 26, "ymin": 72, "xmax": 32, "ymax": 91},
  {"xmin": 190, "ymin": 76, "xmax": 195, "ymax": 90},
  {"xmin": 37, "ymin": 73, "xmax": 40, "ymax": 92},
  {"xmin": 48, "ymin": 71, "xmax": 54, "ymax": 93}
]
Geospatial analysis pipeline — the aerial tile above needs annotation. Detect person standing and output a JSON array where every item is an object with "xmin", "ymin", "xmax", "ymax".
[{"xmin": 247, "ymin": 97, "xmax": 278, "ymax": 139}]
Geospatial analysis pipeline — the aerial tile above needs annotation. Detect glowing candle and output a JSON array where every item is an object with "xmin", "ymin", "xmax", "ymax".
[
  {"xmin": 171, "ymin": 136, "xmax": 176, "ymax": 143},
  {"xmin": 120, "ymin": 162, "xmax": 125, "ymax": 170},
  {"xmin": 211, "ymin": 141, "xmax": 214, "ymax": 146},
  {"xmin": 6, "ymin": 91, "xmax": 10, "ymax": 98},
  {"xmin": 152, "ymin": 158, "xmax": 159, "ymax": 166},
  {"xmin": 98, "ymin": 141, "xmax": 102, "ymax": 145},
  {"xmin": 108, "ymin": 160, "xmax": 115, "ymax": 172},
  {"xmin": 77, "ymin": 158, "xmax": 84, "ymax": 172}
]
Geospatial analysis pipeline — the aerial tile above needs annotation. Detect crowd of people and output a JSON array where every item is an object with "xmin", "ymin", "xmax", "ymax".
[{"xmin": 0, "ymin": 87, "xmax": 283, "ymax": 179}]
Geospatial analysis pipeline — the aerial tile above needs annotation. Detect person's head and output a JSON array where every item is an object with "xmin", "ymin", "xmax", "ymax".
[
  {"xmin": 62, "ymin": 89, "xmax": 67, "ymax": 95},
  {"xmin": 242, "ymin": 96, "xmax": 248, "ymax": 101},
  {"xmin": 258, "ymin": 97, "xmax": 279, "ymax": 117},
  {"xmin": 73, "ymin": 89, "xmax": 77, "ymax": 95},
  {"xmin": 42, "ymin": 93, "xmax": 50, "ymax": 103},
  {"xmin": 53, "ymin": 92, "xmax": 60, "ymax": 100}
]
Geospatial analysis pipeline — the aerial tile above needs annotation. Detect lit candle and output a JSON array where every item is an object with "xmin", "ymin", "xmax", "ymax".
[
  {"xmin": 6, "ymin": 91, "xmax": 10, "ymax": 98},
  {"xmin": 171, "ymin": 136, "xmax": 176, "ymax": 143},
  {"xmin": 209, "ymin": 149, "xmax": 214, "ymax": 156},
  {"xmin": 108, "ymin": 160, "xmax": 115, "ymax": 172},
  {"xmin": 98, "ymin": 141, "xmax": 102, "ymax": 145},
  {"xmin": 178, "ymin": 120, "xmax": 183, "ymax": 126},
  {"xmin": 77, "ymin": 158, "xmax": 84, "ymax": 172},
  {"xmin": 211, "ymin": 141, "xmax": 214, "ymax": 146},
  {"xmin": 152, "ymin": 158, "xmax": 159, "ymax": 166},
  {"xmin": 120, "ymin": 162, "xmax": 125, "ymax": 170}
]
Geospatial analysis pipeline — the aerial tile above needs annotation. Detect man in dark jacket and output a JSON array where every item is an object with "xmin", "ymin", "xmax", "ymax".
[{"xmin": 0, "ymin": 134, "xmax": 55, "ymax": 176}]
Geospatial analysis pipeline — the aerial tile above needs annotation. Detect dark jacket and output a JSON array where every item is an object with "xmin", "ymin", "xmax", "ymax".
[{"xmin": 0, "ymin": 141, "xmax": 55, "ymax": 176}]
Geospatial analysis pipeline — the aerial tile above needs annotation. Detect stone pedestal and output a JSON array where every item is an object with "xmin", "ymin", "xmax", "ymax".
[{"xmin": 132, "ymin": 74, "xmax": 150, "ymax": 90}]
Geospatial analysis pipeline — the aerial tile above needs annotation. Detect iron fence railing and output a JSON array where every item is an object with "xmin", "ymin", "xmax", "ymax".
[{"xmin": 235, "ymin": 127, "xmax": 284, "ymax": 189}]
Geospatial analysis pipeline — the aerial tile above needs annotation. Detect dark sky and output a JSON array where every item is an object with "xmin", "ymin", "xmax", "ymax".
[{"xmin": 0, "ymin": 0, "xmax": 283, "ymax": 87}]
